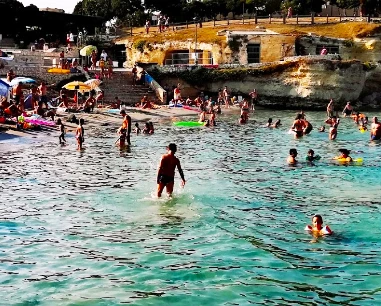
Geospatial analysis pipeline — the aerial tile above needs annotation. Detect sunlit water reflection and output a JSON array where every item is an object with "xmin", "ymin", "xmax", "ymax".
[{"xmin": 1, "ymin": 110, "xmax": 381, "ymax": 305}]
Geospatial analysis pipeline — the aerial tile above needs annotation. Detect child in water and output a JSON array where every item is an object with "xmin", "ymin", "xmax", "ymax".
[
  {"xmin": 319, "ymin": 126, "xmax": 325, "ymax": 132},
  {"xmin": 305, "ymin": 214, "xmax": 332, "ymax": 235},
  {"xmin": 359, "ymin": 122, "xmax": 367, "ymax": 133},
  {"xmin": 305, "ymin": 149, "xmax": 321, "ymax": 162},
  {"xmin": 266, "ymin": 118, "xmax": 272, "ymax": 127},
  {"xmin": 335, "ymin": 149, "xmax": 352, "ymax": 162},
  {"xmin": 57, "ymin": 118, "xmax": 66, "ymax": 145},
  {"xmin": 287, "ymin": 148, "xmax": 298, "ymax": 165},
  {"xmin": 148, "ymin": 122, "xmax": 154, "ymax": 134},
  {"xmin": 272, "ymin": 119, "xmax": 281, "ymax": 128},
  {"xmin": 75, "ymin": 118, "xmax": 85, "ymax": 150},
  {"xmin": 142, "ymin": 122, "xmax": 150, "ymax": 134},
  {"xmin": 134, "ymin": 122, "xmax": 141, "ymax": 135}
]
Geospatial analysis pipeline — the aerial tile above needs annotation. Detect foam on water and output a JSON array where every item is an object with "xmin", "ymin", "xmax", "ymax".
[{"xmin": 1, "ymin": 110, "xmax": 381, "ymax": 305}]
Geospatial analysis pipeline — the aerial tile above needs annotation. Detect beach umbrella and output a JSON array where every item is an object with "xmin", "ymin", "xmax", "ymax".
[
  {"xmin": 62, "ymin": 81, "xmax": 91, "ymax": 91},
  {"xmin": 62, "ymin": 81, "xmax": 92, "ymax": 109},
  {"xmin": 9, "ymin": 77, "xmax": 36, "ymax": 86},
  {"xmin": 80, "ymin": 45, "xmax": 97, "ymax": 56},
  {"xmin": 85, "ymin": 79, "xmax": 102, "ymax": 89},
  {"xmin": 0, "ymin": 79, "xmax": 10, "ymax": 97}
]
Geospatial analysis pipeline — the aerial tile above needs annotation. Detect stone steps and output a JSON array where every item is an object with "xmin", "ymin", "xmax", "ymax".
[{"xmin": 101, "ymin": 71, "xmax": 157, "ymax": 105}]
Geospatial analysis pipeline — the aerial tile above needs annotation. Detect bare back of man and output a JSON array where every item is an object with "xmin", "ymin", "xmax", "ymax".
[{"xmin": 157, "ymin": 144, "xmax": 185, "ymax": 197}]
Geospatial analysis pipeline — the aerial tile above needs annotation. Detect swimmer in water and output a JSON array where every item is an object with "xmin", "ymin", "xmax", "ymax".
[
  {"xmin": 359, "ymin": 122, "xmax": 367, "ymax": 132},
  {"xmin": 157, "ymin": 143, "xmax": 186, "ymax": 198},
  {"xmin": 335, "ymin": 149, "xmax": 352, "ymax": 162},
  {"xmin": 305, "ymin": 149, "xmax": 321, "ymax": 162},
  {"xmin": 272, "ymin": 119, "xmax": 281, "ymax": 128},
  {"xmin": 287, "ymin": 148, "xmax": 298, "ymax": 165},
  {"xmin": 305, "ymin": 214, "xmax": 332, "ymax": 235},
  {"xmin": 266, "ymin": 118, "xmax": 273, "ymax": 127},
  {"xmin": 134, "ymin": 122, "xmax": 141, "ymax": 135},
  {"xmin": 75, "ymin": 118, "xmax": 85, "ymax": 150},
  {"xmin": 319, "ymin": 126, "xmax": 325, "ymax": 132}
]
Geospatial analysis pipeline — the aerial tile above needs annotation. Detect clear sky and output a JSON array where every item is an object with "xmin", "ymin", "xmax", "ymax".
[{"xmin": 20, "ymin": 0, "xmax": 78, "ymax": 14}]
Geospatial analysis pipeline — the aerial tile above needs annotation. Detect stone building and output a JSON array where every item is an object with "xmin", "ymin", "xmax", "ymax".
[
  {"xmin": 297, "ymin": 34, "xmax": 381, "ymax": 62},
  {"xmin": 119, "ymin": 28, "xmax": 297, "ymax": 66},
  {"xmin": 224, "ymin": 29, "xmax": 296, "ymax": 64}
]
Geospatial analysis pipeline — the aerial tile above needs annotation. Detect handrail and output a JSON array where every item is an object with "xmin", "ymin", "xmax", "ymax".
[{"xmin": 144, "ymin": 71, "xmax": 166, "ymax": 104}]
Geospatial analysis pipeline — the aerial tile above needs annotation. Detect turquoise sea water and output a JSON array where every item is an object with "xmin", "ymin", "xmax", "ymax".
[{"xmin": 1, "ymin": 110, "xmax": 381, "ymax": 305}]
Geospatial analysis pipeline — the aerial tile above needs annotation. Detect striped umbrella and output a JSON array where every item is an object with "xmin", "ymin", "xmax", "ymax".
[{"xmin": 85, "ymin": 79, "xmax": 102, "ymax": 89}]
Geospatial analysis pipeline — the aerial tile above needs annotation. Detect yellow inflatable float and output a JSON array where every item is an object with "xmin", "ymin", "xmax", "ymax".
[{"xmin": 48, "ymin": 68, "xmax": 70, "ymax": 74}]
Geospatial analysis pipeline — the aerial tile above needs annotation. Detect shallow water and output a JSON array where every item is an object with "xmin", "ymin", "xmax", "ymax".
[{"xmin": 1, "ymin": 110, "xmax": 381, "ymax": 305}]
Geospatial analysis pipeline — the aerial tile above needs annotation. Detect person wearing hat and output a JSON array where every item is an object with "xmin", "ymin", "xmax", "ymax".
[
  {"xmin": 342, "ymin": 102, "xmax": 354, "ymax": 117},
  {"xmin": 157, "ymin": 143, "xmax": 186, "ymax": 197}
]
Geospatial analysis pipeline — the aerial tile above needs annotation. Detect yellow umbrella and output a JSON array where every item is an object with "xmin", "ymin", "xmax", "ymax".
[
  {"xmin": 80, "ymin": 45, "xmax": 97, "ymax": 56},
  {"xmin": 62, "ymin": 81, "xmax": 91, "ymax": 91},
  {"xmin": 85, "ymin": 79, "xmax": 102, "ymax": 89}
]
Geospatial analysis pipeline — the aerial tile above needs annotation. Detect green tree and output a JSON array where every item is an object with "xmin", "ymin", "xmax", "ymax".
[
  {"xmin": 0, "ymin": 0, "xmax": 24, "ymax": 36},
  {"xmin": 73, "ymin": 1, "xmax": 85, "ymax": 15},
  {"xmin": 204, "ymin": 0, "xmax": 231, "ymax": 17}
]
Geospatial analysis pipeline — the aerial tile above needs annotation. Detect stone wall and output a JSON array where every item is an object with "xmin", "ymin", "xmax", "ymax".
[
  {"xmin": 156, "ymin": 58, "xmax": 381, "ymax": 110},
  {"xmin": 0, "ymin": 48, "xmax": 83, "ymax": 85},
  {"xmin": 118, "ymin": 33, "xmax": 296, "ymax": 66},
  {"xmin": 229, "ymin": 34, "xmax": 296, "ymax": 64},
  {"xmin": 0, "ymin": 65, "xmax": 84, "ymax": 85},
  {"xmin": 298, "ymin": 35, "xmax": 381, "ymax": 62}
]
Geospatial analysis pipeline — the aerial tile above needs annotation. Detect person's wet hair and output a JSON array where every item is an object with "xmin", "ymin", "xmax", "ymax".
[
  {"xmin": 289, "ymin": 148, "xmax": 297, "ymax": 155},
  {"xmin": 339, "ymin": 149, "xmax": 350, "ymax": 155},
  {"xmin": 168, "ymin": 143, "xmax": 177, "ymax": 153},
  {"xmin": 308, "ymin": 149, "xmax": 314, "ymax": 155},
  {"xmin": 312, "ymin": 214, "xmax": 323, "ymax": 223}
]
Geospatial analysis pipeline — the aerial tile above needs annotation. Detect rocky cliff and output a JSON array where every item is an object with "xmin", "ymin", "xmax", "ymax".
[{"xmin": 155, "ymin": 58, "xmax": 380, "ymax": 110}]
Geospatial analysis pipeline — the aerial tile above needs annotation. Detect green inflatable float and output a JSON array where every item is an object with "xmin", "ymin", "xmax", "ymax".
[{"xmin": 173, "ymin": 121, "xmax": 204, "ymax": 127}]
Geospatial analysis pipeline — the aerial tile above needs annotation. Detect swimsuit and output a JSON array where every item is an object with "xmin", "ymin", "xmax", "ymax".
[
  {"xmin": 344, "ymin": 109, "xmax": 352, "ymax": 116},
  {"xmin": 157, "ymin": 174, "xmax": 174, "ymax": 185},
  {"xmin": 295, "ymin": 130, "xmax": 303, "ymax": 137}
]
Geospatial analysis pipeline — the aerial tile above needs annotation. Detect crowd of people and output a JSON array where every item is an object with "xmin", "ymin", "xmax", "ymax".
[
  {"xmin": 89, "ymin": 49, "xmax": 114, "ymax": 80},
  {"xmin": 144, "ymin": 15, "xmax": 170, "ymax": 34},
  {"xmin": 0, "ymin": 70, "xmax": 56, "ymax": 122}
]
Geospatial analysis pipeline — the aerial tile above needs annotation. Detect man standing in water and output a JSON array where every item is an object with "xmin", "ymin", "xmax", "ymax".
[
  {"xmin": 118, "ymin": 110, "xmax": 131, "ymax": 146},
  {"xmin": 291, "ymin": 113, "xmax": 307, "ymax": 138},
  {"xmin": 370, "ymin": 116, "xmax": 381, "ymax": 140},
  {"xmin": 157, "ymin": 143, "xmax": 186, "ymax": 197}
]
